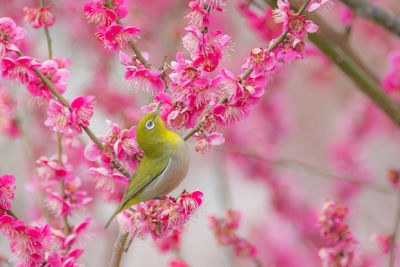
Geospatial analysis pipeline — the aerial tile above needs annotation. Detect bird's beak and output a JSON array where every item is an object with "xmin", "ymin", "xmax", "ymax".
[{"xmin": 153, "ymin": 100, "xmax": 163, "ymax": 118}]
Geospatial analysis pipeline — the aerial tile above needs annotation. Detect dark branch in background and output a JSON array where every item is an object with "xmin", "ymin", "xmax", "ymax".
[
  {"xmin": 338, "ymin": 0, "xmax": 400, "ymax": 38},
  {"xmin": 308, "ymin": 33, "xmax": 400, "ymax": 128}
]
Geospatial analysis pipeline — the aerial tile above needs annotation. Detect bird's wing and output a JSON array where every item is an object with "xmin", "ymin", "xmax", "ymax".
[{"xmin": 121, "ymin": 156, "xmax": 170, "ymax": 207}]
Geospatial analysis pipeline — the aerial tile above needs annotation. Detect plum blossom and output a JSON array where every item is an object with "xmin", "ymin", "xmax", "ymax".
[
  {"xmin": 169, "ymin": 259, "xmax": 189, "ymax": 267},
  {"xmin": 24, "ymin": 6, "xmax": 56, "ymax": 29},
  {"xmin": 70, "ymin": 96, "xmax": 95, "ymax": 132},
  {"xmin": 103, "ymin": 25, "xmax": 141, "ymax": 50},
  {"xmin": 88, "ymin": 167, "xmax": 129, "ymax": 200},
  {"xmin": 155, "ymin": 230, "xmax": 181, "ymax": 253},
  {"xmin": 0, "ymin": 215, "xmax": 53, "ymax": 266},
  {"xmin": 117, "ymin": 190, "xmax": 203, "ymax": 240},
  {"xmin": 27, "ymin": 59, "xmax": 70, "ymax": 102},
  {"xmin": 45, "ymin": 99, "xmax": 72, "ymax": 132},
  {"xmin": 196, "ymin": 0, "xmax": 223, "ymax": 11},
  {"xmin": 209, "ymin": 210, "xmax": 257, "ymax": 258},
  {"xmin": 318, "ymin": 201, "xmax": 358, "ymax": 266},
  {"xmin": 186, "ymin": 1, "xmax": 209, "ymax": 28},
  {"xmin": 195, "ymin": 132, "xmax": 225, "ymax": 153},
  {"xmin": 382, "ymin": 51, "xmax": 400, "ymax": 93},
  {"xmin": 0, "ymin": 174, "xmax": 16, "ymax": 210},
  {"xmin": 83, "ymin": 0, "xmax": 116, "ymax": 25},
  {"xmin": 0, "ymin": 56, "xmax": 41, "ymax": 84},
  {"xmin": 0, "ymin": 18, "xmax": 26, "ymax": 57}
]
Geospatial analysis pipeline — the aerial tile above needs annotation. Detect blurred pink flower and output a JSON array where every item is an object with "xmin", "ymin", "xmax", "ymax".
[
  {"xmin": 0, "ymin": 174, "xmax": 16, "ymax": 210},
  {"xmin": 117, "ymin": 190, "xmax": 203, "ymax": 240},
  {"xmin": 382, "ymin": 51, "xmax": 400, "ymax": 93},
  {"xmin": 103, "ymin": 25, "xmax": 141, "ymax": 50},
  {"xmin": 0, "ymin": 17, "xmax": 26, "ymax": 57},
  {"xmin": 24, "ymin": 6, "xmax": 55, "ymax": 29},
  {"xmin": 169, "ymin": 259, "xmax": 189, "ymax": 267},
  {"xmin": 70, "ymin": 96, "xmax": 95, "ymax": 132},
  {"xmin": 209, "ymin": 210, "xmax": 257, "ymax": 258},
  {"xmin": 0, "ymin": 56, "xmax": 40, "ymax": 84},
  {"xmin": 45, "ymin": 99, "xmax": 72, "ymax": 132},
  {"xmin": 83, "ymin": 0, "xmax": 116, "ymax": 26}
]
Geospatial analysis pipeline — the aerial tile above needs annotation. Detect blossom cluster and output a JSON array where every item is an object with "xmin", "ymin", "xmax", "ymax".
[
  {"xmin": 209, "ymin": 210, "xmax": 257, "ymax": 258},
  {"xmin": 117, "ymin": 190, "xmax": 203, "ymax": 240},
  {"xmin": 318, "ymin": 201, "xmax": 358, "ymax": 267},
  {"xmin": 0, "ymin": 214, "xmax": 90, "ymax": 267}
]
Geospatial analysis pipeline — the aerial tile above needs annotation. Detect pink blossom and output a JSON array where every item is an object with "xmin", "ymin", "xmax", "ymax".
[
  {"xmin": 382, "ymin": 51, "xmax": 400, "ymax": 93},
  {"xmin": 196, "ymin": 0, "xmax": 223, "ymax": 11},
  {"xmin": 155, "ymin": 230, "xmax": 181, "ymax": 253},
  {"xmin": 70, "ymin": 96, "xmax": 95, "ymax": 132},
  {"xmin": 238, "ymin": 4, "xmax": 281, "ymax": 41},
  {"xmin": 0, "ymin": 216, "xmax": 53, "ymax": 266},
  {"xmin": 46, "ymin": 190, "xmax": 71, "ymax": 216},
  {"xmin": 83, "ymin": 0, "xmax": 116, "ymax": 26},
  {"xmin": 169, "ymin": 259, "xmax": 189, "ymax": 267},
  {"xmin": 209, "ymin": 210, "xmax": 257, "ymax": 258},
  {"xmin": 195, "ymin": 132, "xmax": 225, "ymax": 153},
  {"xmin": 103, "ymin": 25, "xmax": 141, "ymax": 50},
  {"xmin": 88, "ymin": 167, "xmax": 129, "ymax": 197},
  {"xmin": 318, "ymin": 201, "xmax": 358, "ymax": 266},
  {"xmin": 0, "ymin": 18, "xmax": 26, "ymax": 57},
  {"xmin": 0, "ymin": 174, "xmax": 16, "ymax": 210},
  {"xmin": 44, "ymin": 99, "xmax": 72, "ymax": 132},
  {"xmin": 242, "ymin": 48, "xmax": 276, "ymax": 77},
  {"xmin": 36, "ymin": 156, "xmax": 68, "ymax": 183},
  {"xmin": 213, "ymin": 103, "xmax": 249, "ymax": 126},
  {"xmin": 0, "ymin": 56, "xmax": 40, "ymax": 84},
  {"xmin": 24, "ymin": 6, "xmax": 56, "ymax": 29},
  {"xmin": 186, "ymin": 1, "xmax": 209, "ymax": 28},
  {"xmin": 27, "ymin": 59, "xmax": 70, "ymax": 102},
  {"xmin": 306, "ymin": 0, "xmax": 330, "ymax": 12},
  {"xmin": 372, "ymin": 234, "xmax": 391, "ymax": 254},
  {"xmin": 117, "ymin": 190, "xmax": 203, "ymax": 240},
  {"xmin": 128, "ymin": 68, "xmax": 165, "ymax": 94},
  {"xmin": 273, "ymin": 0, "xmax": 318, "ymax": 38},
  {"xmin": 113, "ymin": 126, "xmax": 140, "ymax": 160}
]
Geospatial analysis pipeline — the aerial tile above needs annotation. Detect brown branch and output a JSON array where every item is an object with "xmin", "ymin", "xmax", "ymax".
[
  {"xmin": 109, "ymin": 232, "xmax": 129, "ymax": 267},
  {"xmin": 220, "ymin": 146, "xmax": 395, "ymax": 194},
  {"xmin": 338, "ymin": 0, "xmax": 400, "ymax": 38}
]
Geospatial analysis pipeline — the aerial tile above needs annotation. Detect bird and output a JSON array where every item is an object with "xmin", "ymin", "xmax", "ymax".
[{"xmin": 105, "ymin": 101, "xmax": 190, "ymax": 228}]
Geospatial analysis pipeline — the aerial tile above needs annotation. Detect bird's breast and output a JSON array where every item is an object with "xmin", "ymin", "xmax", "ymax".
[{"xmin": 140, "ymin": 141, "xmax": 190, "ymax": 200}]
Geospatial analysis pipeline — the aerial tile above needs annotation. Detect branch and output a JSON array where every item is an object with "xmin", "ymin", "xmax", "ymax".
[
  {"xmin": 109, "ymin": 232, "xmax": 129, "ymax": 267},
  {"xmin": 220, "ymin": 146, "xmax": 394, "ymax": 194},
  {"xmin": 105, "ymin": 0, "xmax": 152, "ymax": 69},
  {"xmin": 338, "ymin": 0, "xmax": 400, "ymax": 38},
  {"xmin": 389, "ymin": 189, "xmax": 400, "ymax": 266},
  {"xmin": 6, "ymin": 39, "xmax": 133, "ymax": 179},
  {"xmin": 308, "ymin": 32, "xmax": 400, "ymax": 128}
]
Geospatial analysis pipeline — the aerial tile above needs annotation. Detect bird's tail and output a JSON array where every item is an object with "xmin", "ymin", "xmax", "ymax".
[{"xmin": 105, "ymin": 206, "xmax": 123, "ymax": 229}]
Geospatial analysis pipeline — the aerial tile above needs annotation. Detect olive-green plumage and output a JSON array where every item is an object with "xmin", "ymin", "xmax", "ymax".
[{"xmin": 105, "ymin": 102, "xmax": 190, "ymax": 228}]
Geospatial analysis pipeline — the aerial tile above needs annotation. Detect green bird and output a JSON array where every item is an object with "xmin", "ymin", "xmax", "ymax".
[{"xmin": 105, "ymin": 101, "xmax": 190, "ymax": 228}]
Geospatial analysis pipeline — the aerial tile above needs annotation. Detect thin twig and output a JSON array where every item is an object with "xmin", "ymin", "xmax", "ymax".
[
  {"xmin": 109, "ymin": 232, "xmax": 129, "ymax": 267},
  {"xmin": 105, "ymin": 0, "xmax": 152, "ymax": 69},
  {"xmin": 388, "ymin": 189, "xmax": 400, "ymax": 267},
  {"xmin": 220, "ymin": 146, "xmax": 394, "ymax": 194},
  {"xmin": 5, "ymin": 209, "xmax": 18, "ymax": 219},
  {"xmin": 5, "ymin": 38, "xmax": 133, "ymax": 179},
  {"xmin": 40, "ymin": 0, "xmax": 71, "ymax": 235}
]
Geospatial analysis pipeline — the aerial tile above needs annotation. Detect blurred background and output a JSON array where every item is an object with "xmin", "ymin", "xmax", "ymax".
[{"xmin": 1, "ymin": 0, "xmax": 400, "ymax": 266}]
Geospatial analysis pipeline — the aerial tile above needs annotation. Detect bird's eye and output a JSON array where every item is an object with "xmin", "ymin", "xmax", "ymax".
[{"xmin": 145, "ymin": 120, "xmax": 155, "ymax": 130}]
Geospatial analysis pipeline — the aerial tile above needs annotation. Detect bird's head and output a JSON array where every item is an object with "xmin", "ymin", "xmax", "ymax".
[{"xmin": 136, "ymin": 101, "xmax": 169, "ymax": 156}]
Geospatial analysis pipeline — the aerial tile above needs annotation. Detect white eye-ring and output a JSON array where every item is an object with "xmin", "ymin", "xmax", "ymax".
[{"xmin": 145, "ymin": 120, "xmax": 155, "ymax": 130}]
